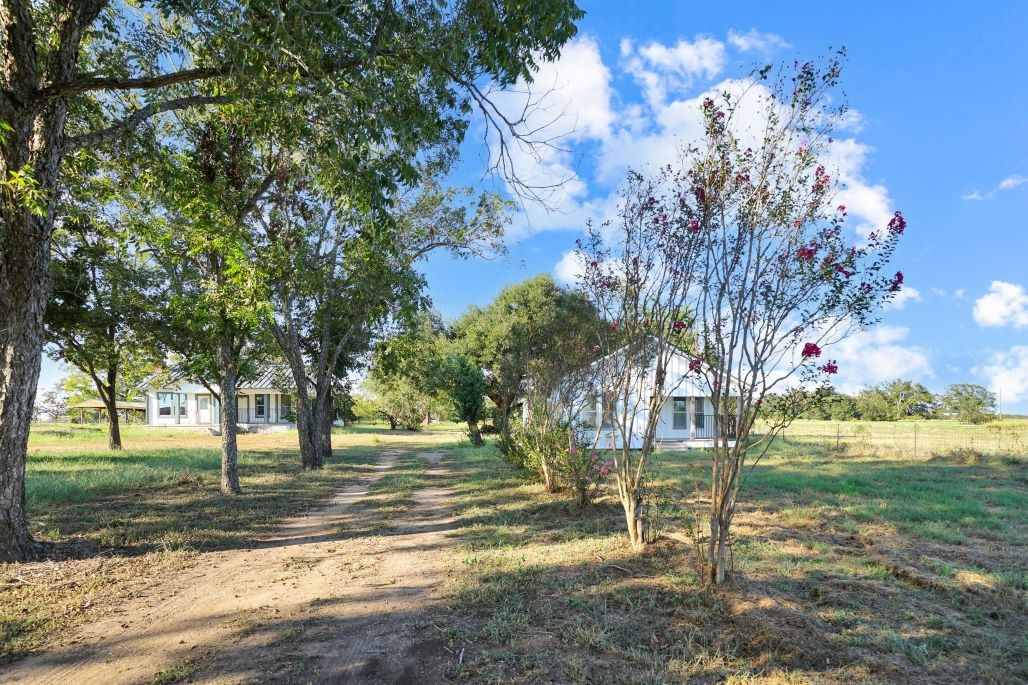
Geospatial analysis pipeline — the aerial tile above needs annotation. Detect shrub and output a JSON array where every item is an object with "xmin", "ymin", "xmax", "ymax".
[{"xmin": 509, "ymin": 416, "xmax": 611, "ymax": 506}]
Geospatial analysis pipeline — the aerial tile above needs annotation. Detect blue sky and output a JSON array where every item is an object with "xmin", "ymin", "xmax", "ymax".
[
  {"xmin": 41, "ymin": 2, "xmax": 1028, "ymax": 412},
  {"xmin": 416, "ymin": 0, "xmax": 1028, "ymax": 412}
]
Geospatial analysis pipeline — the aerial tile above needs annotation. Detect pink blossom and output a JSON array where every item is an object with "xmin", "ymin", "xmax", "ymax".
[
  {"xmin": 887, "ymin": 211, "xmax": 907, "ymax": 236},
  {"xmin": 802, "ymin": 342, "xmax": 822, "ymax": 359},
  {"xmin": 688, "ymin": 358, "xmax": 702, "ymax": 373},
  {"xmin": 819, "ymin": 361, "xmax": 839, "ymax": 375}
]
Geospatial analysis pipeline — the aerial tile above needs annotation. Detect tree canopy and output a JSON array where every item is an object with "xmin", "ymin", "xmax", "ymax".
[{"xmin": 453, "ymin": 274, "xmax": 604, "ymax": 440}]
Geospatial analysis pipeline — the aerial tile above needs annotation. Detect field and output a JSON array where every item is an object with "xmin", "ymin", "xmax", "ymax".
[
  {"xmin": 2, "ymin": 422, "xmax": 1025, "ymax": 683},
  {"xmin": 441, "ymin": 439, "xmax": 1027, "ymax": 683},
  {"xmin": 764, "ymin": 418, "xmax": 1028, "ymax": 457}
]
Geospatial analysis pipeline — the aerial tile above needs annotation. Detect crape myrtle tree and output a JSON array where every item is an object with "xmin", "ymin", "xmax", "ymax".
[
  {"xmin": 686, "ymin": 54, "xmax": 906, "ymax": 584},
  {"xmin": 0, "ymin": 0, "xmax": 583, "ymax": 560},
  {"xmin": 575, "ymin": 168, "xmax": 705, "ymax": 548},
  {"xmin": 257, "ymin": 180, "xmax": 509, "ymax": 469},
  {"xmin": 45, "ymin": 215, "xmax": 158, "ymax": 449}
]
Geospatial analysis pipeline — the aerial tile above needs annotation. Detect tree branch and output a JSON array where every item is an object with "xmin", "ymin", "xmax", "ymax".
[
  {"xmin": 41, "ymin": 66, "xmax": 232, "ymax": 100},
  {"xmin": 66, "ymin": 94, "xmax": 235, "ymax": 152}
]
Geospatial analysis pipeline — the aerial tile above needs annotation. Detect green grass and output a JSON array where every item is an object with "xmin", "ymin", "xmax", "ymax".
[
  {"xmin": 25, "ymin": 438, "xmax": 379, "ymax": 552},
  {"xmin": 766, "ymin": 418, "xmax": 1028, "ymax": 456},
  {"xmin": 438, "ymin": 438, "xmax": 1028, "ymax": 684},
  {"xmin": 2, "ymin": 424, "xmax": 455, "ymax": 664},
  {"xmin": 7, "ymin": 424, "xmax": 1027, "ymax": 682}
]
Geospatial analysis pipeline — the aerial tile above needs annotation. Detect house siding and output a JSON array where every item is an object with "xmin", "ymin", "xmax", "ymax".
[{"xmin": 564, "ymin": 346, "xmax": 735, "ymax": 448}]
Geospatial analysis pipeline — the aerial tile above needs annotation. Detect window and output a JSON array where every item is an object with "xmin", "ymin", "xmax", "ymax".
[
  {"xmin": 695, "ymin": 399, "xmax": 706, "ymax": 430},
  {"xmin": 157, "ymin": 392, "xmax": 173, "ymax": 417},
  {"xmin": 157, "ymin": 392, "xmax": 186, "ymax": 420},
  {"xmin": 281, "ymin": 394, "xmax": 292, "ymax": 415},
  {"xmin": 580, "ymin": 394, "xmax": 599, "ymax": 428},
  {"xmin": 672, "ymin": 397, "xmax": 689, "ymax": 429},
  {"xmin": 255, "ymin": 394, "xmax": 266, "ymax": 418}
]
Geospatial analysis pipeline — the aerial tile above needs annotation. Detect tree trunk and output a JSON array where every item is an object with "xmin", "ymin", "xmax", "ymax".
[
  {"xmin": 467, "ymin": 420, "xmax": 484, "ymax": 447},
  {"xmin": 540, "ymin": 456, "xmax": 555, "ymax": 492},
  {"xmin": 320, "ymin": 386, "xmax": 333, "ymax": 460},
  {"xmin": 316, "ymin": 386, "xmax": 333, "ymax": 468},
  {"xmin": 619, "ymin": 476, "xmax": 645, "ymax": 548},
  {"xmin": 0, "ymin": 168, "xmax": 54, "ymax": 562},
  {"xmin": 0, "ymin": 300, "xmax": 44, "ymax": 561},
  {"xmin": 103, "ymin": 396, "xmax": 123, "ymax": 450},
  {"xmin": 217, "ymin": 338, "xmax": 242, "ymax": 494},
  {"xmin": 294, "ymin": 395, "xmax": 318, "ymax": 470},
  {"xmin": 101, "ymin": 367, "xmax": 122, "ymax": 450},
  {"xmin": 707, "ymin": 516, "xmax": 730, "ymax": 585},
  {"xmin": 496, "ymin": 397, "xmax": 510, "ymax": 441}
]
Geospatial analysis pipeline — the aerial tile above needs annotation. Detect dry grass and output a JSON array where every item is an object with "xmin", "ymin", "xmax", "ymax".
[
  {"xmin": 1, "ymin": 423, "xmax": 455, "ymax": 664},
  {"xmin": 439, "ymin": 441, "xmax": 1027, "ymax": 684},
  {"xmin": 5, "ymin": 424, "xmax": 1025, "ymax": 683}
]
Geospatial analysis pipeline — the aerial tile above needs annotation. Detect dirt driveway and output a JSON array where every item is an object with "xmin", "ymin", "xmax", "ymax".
[{"xmin": 1, "ymin": 450, "xmax": 457, "ymax": 684}]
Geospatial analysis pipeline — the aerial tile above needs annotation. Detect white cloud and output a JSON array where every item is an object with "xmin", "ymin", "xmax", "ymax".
[
  {"xmin": 487, "ymin": 29, "xmax": 898, "ymax": 245},
  {"xmin": 727, "ymin": 29, "xmax": 790, "ymax": 54},
  {"xmin": 973, "ymin": 281, "xmax": 1028, "ymax": 328},
  {"xmin": 622, "ymin": 36, "xmax": 726, "ymax": 109},
  {"xmin": 484, "ymin": 35, "xmax": 615, "ymax": 236},
  {"xmin": 885, "ymin": 286, "xmax": 921, "ymax": 310},
  {"xmin": 998, "ymin": 174, "xmax": 1027, "ymax": 191},
  {"xmin": 976, "ymin": 346, "xmax": 1028, "ymax": 405},
  {"xmin": 962, "ymin": 173, "xmax": 1027, "ymax": 200},
  {"xmin": 826, "ymin": 325, "xmax": 933, "ymax": 393},
  {"xmin": 954, "ymin": 288, "xmax": 966, "ymax": 299},
  {"xmin": 553, "ymin": 250, "xmax": 586, "ymax": 285},
  {"xmin": 825, "ymin": 138, "xmax": 894, "ymax": 239}
]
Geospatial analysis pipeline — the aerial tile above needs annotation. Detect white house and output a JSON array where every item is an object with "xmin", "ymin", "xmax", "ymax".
[
  {"xmin": 142, "ymin": 363, "xmax": 296, "ymax": 432},
  {"xmin": 560, "ymin": 343, "xmax": 738, "ymax": 450}
]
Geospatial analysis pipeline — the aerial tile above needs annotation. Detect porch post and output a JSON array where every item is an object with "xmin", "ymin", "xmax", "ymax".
[{"xmin": 689, "ymin": 397, "xmax": 696, "ymax": 439}]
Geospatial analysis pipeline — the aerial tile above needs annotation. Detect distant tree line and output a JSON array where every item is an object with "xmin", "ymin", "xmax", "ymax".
[{"xmin": 785, "ymin": 380, "xmax": 998, "ymax": 424}]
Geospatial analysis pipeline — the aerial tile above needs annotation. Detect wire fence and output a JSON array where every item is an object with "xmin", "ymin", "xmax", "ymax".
[{"xmin": 762, "ymin": 421, "xmax": 1028, "ymax": 457}]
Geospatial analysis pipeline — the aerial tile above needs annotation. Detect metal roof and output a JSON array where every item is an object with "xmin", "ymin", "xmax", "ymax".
[
  {"xmin": 70, "ymin": 399, "xmax": 147, "ymax": 410},
  {"xmin": 142, "ymin": 362, "xmax": 298, "ymax": 391}
]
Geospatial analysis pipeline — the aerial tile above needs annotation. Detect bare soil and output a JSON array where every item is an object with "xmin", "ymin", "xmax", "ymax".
[{"xmin": 1, "ymin": 449, "xmax": 457, "ymax": 684}]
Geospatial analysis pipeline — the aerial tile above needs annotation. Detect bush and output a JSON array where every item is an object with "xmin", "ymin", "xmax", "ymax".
[{"xmin": 509, "ymin": 416, "xmax": 611, "ymax": 506}]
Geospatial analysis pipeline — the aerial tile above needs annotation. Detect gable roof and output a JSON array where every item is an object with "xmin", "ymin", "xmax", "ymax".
[{"xmin": 141, "ymin": 362, "xmax": 298, "ymax": 391}]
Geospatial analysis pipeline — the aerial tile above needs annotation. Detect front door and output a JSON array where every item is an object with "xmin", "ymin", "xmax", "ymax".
[{"xmin": 198, "ymin": 395, "xmax": 211, "ymax": 424}]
